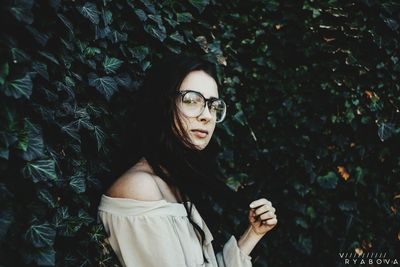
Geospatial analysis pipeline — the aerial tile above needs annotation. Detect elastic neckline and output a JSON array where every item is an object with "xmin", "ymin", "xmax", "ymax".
[{"xmin": 101, "ymin": 194, "xmax": 191, "ymax": 206}]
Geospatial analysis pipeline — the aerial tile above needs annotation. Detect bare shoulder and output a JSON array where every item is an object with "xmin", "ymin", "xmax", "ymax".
[{"xmin": 105, "ymin": 171, "xmax": 163, "ymax": 201}]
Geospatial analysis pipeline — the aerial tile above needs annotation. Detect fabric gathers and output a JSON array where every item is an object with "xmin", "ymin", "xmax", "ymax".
[{"xmin": 97, "ymin": 194, "xmax": 252, "ymax": 267}]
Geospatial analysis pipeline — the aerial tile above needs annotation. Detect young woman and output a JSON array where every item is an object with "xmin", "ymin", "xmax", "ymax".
[{"xmin": 97, "ymin": 54, "xmax": 278, "ymax": 267}]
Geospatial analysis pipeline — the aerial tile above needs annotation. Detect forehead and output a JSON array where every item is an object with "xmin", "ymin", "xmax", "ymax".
[{"xmin": 179, "ymin": 70, "xmax": 219, "ymax": 98}]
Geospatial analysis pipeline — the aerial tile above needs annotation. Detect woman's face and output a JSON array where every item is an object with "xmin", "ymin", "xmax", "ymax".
[{"xmin": 174, "ymin": 70, "xmax": 219, "ymax": 150}]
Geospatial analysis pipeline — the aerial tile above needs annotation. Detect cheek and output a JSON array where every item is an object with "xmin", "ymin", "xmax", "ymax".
[{"xmin": 209, "ymin": 125, "xmax": 216, "ymax": 138}]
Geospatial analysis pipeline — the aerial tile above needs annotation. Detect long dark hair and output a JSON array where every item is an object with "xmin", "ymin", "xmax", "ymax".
[{"xmin": 132, "ymin": 54, "xmax": 238, "ymax": 264}]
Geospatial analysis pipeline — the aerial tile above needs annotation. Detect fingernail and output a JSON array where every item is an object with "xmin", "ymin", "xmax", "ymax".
[{"xmin": 249, "ymin": 203, "xmax": 254, "ymax": 208}]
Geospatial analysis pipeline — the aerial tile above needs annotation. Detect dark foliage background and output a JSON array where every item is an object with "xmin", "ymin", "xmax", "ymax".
[{"xmin": 0, "ymin": 0, "xmax": 399, "ymax": 266}]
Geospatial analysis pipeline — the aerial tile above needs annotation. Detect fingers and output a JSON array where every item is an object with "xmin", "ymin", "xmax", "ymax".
[
  {"xmin": 249, "ymin": 199, "xmax": 275, "ymax": 215},
  {"xmin": 263, "ymin": 217, "xmax": 278, "ymax": 225},
  {"xmin": 249, "ymin": 198, "xmax": 277, "ymax": 225},
  {"xmin": 252, "ymin": 205, "xmax": 275, "ymax": 215},
  {"xmin": 249, "ymin": 198, "xmax": 271, "ymax": 209},
  {"xmin": 258, "ymin": 211, "xmax": 275, "ymax": 220}
]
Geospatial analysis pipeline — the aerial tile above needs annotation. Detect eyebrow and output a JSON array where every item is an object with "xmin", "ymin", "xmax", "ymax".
[{"xmin": 181, "ymin": 90, "xmax": 220, "ymax": 100}]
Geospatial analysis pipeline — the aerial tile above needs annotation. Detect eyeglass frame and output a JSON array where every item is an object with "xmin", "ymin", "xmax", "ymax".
[{"xmin": 175, "ymin": 90, "xmax": 227, "ymax": 123}]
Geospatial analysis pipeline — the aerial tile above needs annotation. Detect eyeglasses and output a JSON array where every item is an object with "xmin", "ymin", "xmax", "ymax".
[{"xmin": 176, "ymin": 90, "xmax": 227, "ymax": 123}]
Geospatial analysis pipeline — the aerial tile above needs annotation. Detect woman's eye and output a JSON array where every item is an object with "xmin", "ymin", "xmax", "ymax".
[
  {"xmin": 184, "ymin": 98, "xmax": 196, "ymax": 104},
  {"xmin": 184, "ymin": 96, "xmax": 201, "ymax": 104},
  {"xmin": 211, "ymin": 102, "xmax": 221, "ymax": 110}
]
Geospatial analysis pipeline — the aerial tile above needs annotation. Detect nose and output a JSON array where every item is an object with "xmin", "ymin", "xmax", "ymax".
[{"xmin": 198, "ymin": 103, "xmax": 213, "ymax": 122}]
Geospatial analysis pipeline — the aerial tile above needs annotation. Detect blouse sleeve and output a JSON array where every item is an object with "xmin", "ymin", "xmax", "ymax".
[
  {"xmin": 98, "ymin": 211, "xmax": 190, "ymax": 267},
  {"xmin": 215, "ymin": 235, "xmax": 253, "ymax": 267}
]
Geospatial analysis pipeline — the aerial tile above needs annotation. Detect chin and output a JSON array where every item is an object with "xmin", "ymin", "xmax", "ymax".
[{"xmin": 193, "ymin": 141, "xmax": 209, "ymax": 150}]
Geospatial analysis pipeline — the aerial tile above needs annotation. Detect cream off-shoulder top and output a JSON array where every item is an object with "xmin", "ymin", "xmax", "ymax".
[{"xmin": 97, "ymin": 194, "xmax": 253, "ymax": 267}]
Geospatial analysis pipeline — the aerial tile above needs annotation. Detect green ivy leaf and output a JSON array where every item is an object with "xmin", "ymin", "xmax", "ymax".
[
  {"xmin": 134, "ymin": 9, "xmax": 147, "ymax": 22},
  {"xmin": 176, "ymin": 12, "xmax": 193, "ymax": 23},
  {"xmin": 221, "ymin": 121, "xmax": 234, "ymax": 137},
  {"xmin": 24, "ymin": 220, "xmax": 56, "ymax": 247},
  {"xmin": 0, "ymin": 149, "xmax": 9, "ymax": 160},
  {"xmin": 26, "ymin": 25, "xmax": 51, "ymax": 46},
  {"xmin": 38, "ymin": 51, "xmax": 60, "ymax": 65},
  {"xmin": 78, "ymin": 209, "xmax": 94, "ymax": 226},
  {"xmin": 86, "ymin": 102, "xmax": 106, "ymax": 117},
  {"xmin": 354, "ymin": 166, "xmax": 366, "ymax": 185},
  {"xmin": 114, "ymin": 73, "xmax": 136, "ymax": 90},
  {"xmin": 69, "ymin": 172, "xmax": 86, "ymax": 193},
  {"xmin": 0, "ymin": 131, "xmax": 18, "ymax": 151},
  {"xmin": 84, "ymin": 46, "xmax": 101, "ymax": 58},
  {"xmin": 59, "ymin": 216, "xmax": 82, "ymax": 237},
  {"xmin": 87, "ymin": 175, "xmax": 102, "ymax": 190},
  {"xmin": 93, "ymin": 126, "xmax": 106, "ymax": 151},
  {"xmin": 148, "ymin": 14, "xmax": 162, "ymax": 25},
  {"xmin": 61, "ymin": 120, "xmax": 81, "ymax": 143},
  {"xmin": 10, "ymin": 0, "xmax": 34, "ymax": 24},
  {"xmin": 102, "ymin": 9, "xmax": 113, "ymax": 25},
  {"xmin": 75, "ymin": 111, "xmax": 94, "ymax": 131},
  {"xmin": 53, "ymin": 207, "xmax": 69, "ymax": 229},
  {"xmin": 16, "ymin": 125, "xmax": 28, "ymax": 152},
  {"xmin": 128, "ymin": 46, "xmax": 149, "ymax": 61},
  {"xmin": 57, "ymin": 13, "xmax": 74, "ymax": 33},
  {"xmin": 18, "ymin": 119, "xmax": 44, "ymax": 161},
  {"xmin": 144, "ymin": 23, "xmax": 167, "ymax": 42},
  {"xmin": 139, "ymin": 0, "xmax": 156, "ymax": 14},
  {"xmin": 88, "ymin": 73, "xmax": 118, "ymax": 101},
  {"xmin": 79, "ymin": 2, "xmax": 100, "ymax": 24},
  {"xmin": 94, "ymin": 25, "xmax": 110, "ymax": 40},
  {"xmin": 107, "ymin": 30, "xmax": 128, "ymax": 43},
  {"xmin": 103, "ymin": 56, "xmax": 123, "ymax": 74},
  {"xmin": 2, "ymin": 72, "xmax": 34, "ymax": 99},
  {"xmin": 316, "ymin": 171, "xmax": 338, "ymax": 189},
  {"xmin": 226, "ymin": 176, "xmax": 241, "ymax": 191},
  {"xmin": 377, "ymin": 122, "xmax": 397, "ymax": 141},
  {"xmin": 89, "ymin": 224, "xmax": 106, "ymax": 243},
  {"xmin": 37, "ymin": 189, "xmax": 57, "ymax": 208},
  {"xmin": 304, "ymin": 206, "xmax": 317, "ymax": 219},
  {"xmin": 233, "ymin": 110, "xmax": 246, "ymax": 126},
  {"xmin": 169, "ymin": 31, "xmax": 186, "ymax": 44},
  {"xmin": 33, "ymin": 247, "xmax": 56, "ymax": 266},
  {"xmin": 11, "ymin": 47, "xmax": 31, "ymax": 63},
  {"xmin": 22, "ymin": 159, "xmax": 57, "ymax": 183},
  {"xmin": 0, "ymin": 62, "xmax": 9, "ymax": 85},
  {"xmin": 32, "ymin": 62, "xmax": 49, "ymax": 81},
  {"xmin": 382, "ymin": 16, "xmax": 399, "ymax": 31},
  {"xmin": 188, "ymin": 0, "xmax": 210, "ymax": 13}
]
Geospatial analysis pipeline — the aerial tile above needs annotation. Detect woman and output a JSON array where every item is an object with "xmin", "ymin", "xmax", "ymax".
[{"xmin": 97, "ymin": 54, "xmax": 278, "ymax": 267}]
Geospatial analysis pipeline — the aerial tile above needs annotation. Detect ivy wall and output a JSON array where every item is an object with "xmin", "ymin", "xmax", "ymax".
[{"xmin": 0, "ymin": 0, "xmax": 399, "ymax": 266}]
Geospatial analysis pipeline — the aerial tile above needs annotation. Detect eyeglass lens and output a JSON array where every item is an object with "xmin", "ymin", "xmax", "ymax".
[{"xmin": 180, "ymin": 91, "xmax": 226, "ymax": 122}]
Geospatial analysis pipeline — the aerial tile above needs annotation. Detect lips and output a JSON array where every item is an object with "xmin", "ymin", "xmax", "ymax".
[
  {"xmin": 191, "ymin": 129, "xmax": 208, "ymax": 138},
  {"xmin": 191, "ymin": 129, "xmax": 209, "ymax": 134}
]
